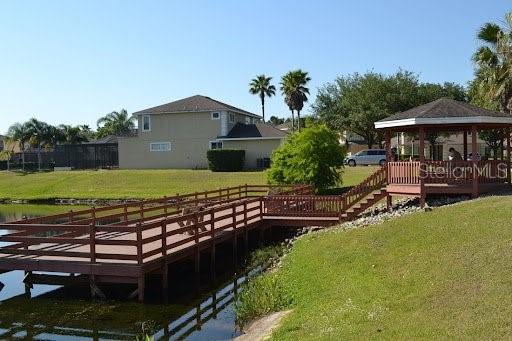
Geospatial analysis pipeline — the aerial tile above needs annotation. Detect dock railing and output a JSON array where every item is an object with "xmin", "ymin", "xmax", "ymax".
[
  {"xmin": 388, "ymin": 160, "xmax": 508, "ymax": 185},
  {"xmin": 0, "ymin": 184, "xmax": 313, "ymax": 266}
]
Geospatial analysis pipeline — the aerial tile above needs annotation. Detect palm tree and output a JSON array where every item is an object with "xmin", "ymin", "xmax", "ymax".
[
  {"xmin": 280, "ymin": 70, "xmax": 311, "ymax": 131},
  {"xmin": 249, "ymin": 75, "xmax": 276, "ymax": 122},
  {"xmin": 26, "ymin": 118, "xmax": 51, "ymax": 171},
  {"xmin": 473, "ymin": 12, "xmax": 512, "ymax": 113},
  {"xmin": 59, "ymin": 125, "xmax": 89, "ymax": 144},
  {"xmin": 6, "ymin": 122, "xmax": 30, "ymax": 170},
  {"xmin": 97, "ymin": 109, "xmax": 135, "ymax": 138}
]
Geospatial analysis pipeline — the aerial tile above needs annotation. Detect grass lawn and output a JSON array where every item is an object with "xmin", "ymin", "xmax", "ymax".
[
  {"xmin": 248, "ymin": 196, "xmax": 512, "ymax": 339},
  {"xmin": 0, "ymin": 166, "xmax": 377, "ymax": 200}
]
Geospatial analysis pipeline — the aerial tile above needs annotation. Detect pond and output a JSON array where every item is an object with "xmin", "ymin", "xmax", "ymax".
[{"xmin": 0, "ymin": 204, "xmax": 283, "ymax": 340}]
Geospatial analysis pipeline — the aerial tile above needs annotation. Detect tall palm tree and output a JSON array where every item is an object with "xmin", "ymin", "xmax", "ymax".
[
  {"xmin": 473, "ymin": 12, "xmax": 512, "ymax": 113},
  {"xmin": 280, "ymin": 70, "xmax": 311, "ymax": 131},
  {"xmin": 249, "ymin": 75, "xmax": 276, "ymax": 122},
  {"xmin": 6, "ymin": 122, "xmax": 30, "ymax": 170},
  {"xmin": 97, "ymin": 109, "xmax": 134, "ymax": 138},
  {"xmin": 281, "ymin": 72, "xmax": 297, "ymax": 131}
]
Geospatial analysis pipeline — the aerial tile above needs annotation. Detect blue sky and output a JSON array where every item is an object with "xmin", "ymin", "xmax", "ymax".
[{"xmin": 0, "ymin": 1, "xmax": 510, "ymax": 134}]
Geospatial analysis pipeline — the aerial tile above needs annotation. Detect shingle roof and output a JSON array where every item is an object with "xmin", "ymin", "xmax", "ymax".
[
  {"xmin": 221, "ymin": 122, "xmax": 288, "ymax": 139},
  {"xmin": 378, "ymin": 98, "xmax": 511, "ymax": 122},
  {"xmin": 133, "ymin": 95, "xmax": 259, "ymax": 118},
  {"xmin": 84, "ymin": 135, "xmax": 119, "ymax": 144}
]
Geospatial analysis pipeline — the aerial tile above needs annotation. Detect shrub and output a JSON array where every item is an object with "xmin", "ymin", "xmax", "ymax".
[
  {"xmin": 267, "ymin": 125, "xmax": 346, "ymax": 191},
  {"xmin": 235, "ymin": 273, "xmax": 292, "ymax": 328},
  {"xmin": 207, "ymin": 149, "xmax": 245, "ymax": 172}
]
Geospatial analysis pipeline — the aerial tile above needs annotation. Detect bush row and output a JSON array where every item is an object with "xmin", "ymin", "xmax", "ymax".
[{"xmin": 206, "ymin": 149, "xmax": 245, "ymax": 172}]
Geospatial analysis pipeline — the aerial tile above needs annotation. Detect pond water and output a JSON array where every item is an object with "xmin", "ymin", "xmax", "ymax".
[{"xmin": 0, "ymin": 205, "xmax": 282, "ymax": 340}]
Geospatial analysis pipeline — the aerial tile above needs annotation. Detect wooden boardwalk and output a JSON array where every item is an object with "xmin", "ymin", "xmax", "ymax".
[{"xmin": 0, "ymin": 173, "xmax": 389, "ymax": 302}]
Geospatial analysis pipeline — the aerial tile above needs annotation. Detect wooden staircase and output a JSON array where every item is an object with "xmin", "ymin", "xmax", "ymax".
[
  {"xmin": 262, "ymin": 166, "xmax": 389, "ymax": 225},
  {"xmin": 339, "ymin": 188, "xmax": 388, "ymax": 221}
]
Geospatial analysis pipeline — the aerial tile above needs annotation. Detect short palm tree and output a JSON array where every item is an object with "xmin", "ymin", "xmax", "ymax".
[
  {"xmin": 6, "ymin": 122, "xmax": 30, "ymax": 170},
  {"xmin": 473, "ymin": 12, "xmax": 512, "ymax": 113},
  {"xmin": 249, "ymin": 75, "xmax": 276, "ymax": 122},
  {"xmin": 97, "ymin": 109, "xmax": 134, "ymax": 138},
  {"xmin": 26, "ymin": 118, "xmax": 52, "ymax": 171},
  {"xmin": 280, "ymin": 70, "xmax": 311, "ymax": 131}
]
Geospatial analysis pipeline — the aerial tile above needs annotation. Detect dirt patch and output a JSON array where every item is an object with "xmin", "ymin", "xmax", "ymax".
[{"xmin": 235, "ymin": 310, "xmax": 292, "ymax": 341}]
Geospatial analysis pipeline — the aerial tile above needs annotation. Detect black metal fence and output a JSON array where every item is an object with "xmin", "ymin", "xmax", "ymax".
[
  {"xmin": 0, "ymin": 144, "xmax": 118, "ymax": 170},
  {"xmin": 54, "ymin": 144, "xmax": 118, "ymax": 169}
]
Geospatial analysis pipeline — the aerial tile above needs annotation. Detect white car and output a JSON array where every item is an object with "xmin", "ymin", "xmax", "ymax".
[{"xmin": 345, "ymin": 149, "xmax": 387, "ymax": 167}]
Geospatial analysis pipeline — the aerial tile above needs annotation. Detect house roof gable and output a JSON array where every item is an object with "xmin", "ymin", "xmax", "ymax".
[
  {"xmin": 133, "ymin": 95, "xmax": 260, "ymax": 118},
  {"xmin": 375, "ymin": 98, "xmax": 512, "ymax": 128},
  {"xmin": 220, "ymin": 122, "xmax": 288, "ymax": 139}
]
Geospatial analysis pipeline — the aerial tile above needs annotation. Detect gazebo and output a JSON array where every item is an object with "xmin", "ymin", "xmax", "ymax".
[{"xmin": 375, "ymin": 98, "xmax": 512, "ymax": 207}]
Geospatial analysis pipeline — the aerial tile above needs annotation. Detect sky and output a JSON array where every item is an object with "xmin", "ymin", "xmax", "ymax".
[{"xmin": 0, "ymin": 0, "xmax": 510, "ymax": 134}]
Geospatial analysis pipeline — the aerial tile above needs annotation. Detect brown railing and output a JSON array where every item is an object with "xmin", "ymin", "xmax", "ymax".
[
  {"xmin": 388, "ymin": 161, "xmax": 421, "ymax": 184},
  {"xmin": 263, "ymin": 195, "xmax": 343, "ymax": 217},
  {"xmin": 11, "ymin": 184, "xmax": 312, "ymax": 226},
  {"xmin": 0, "ymin": 185, "xmax": 313, "ymax": 266},
  {"xmin": 388, "ymin": 161, "xmax": 508, "ymax": 184},
  {"xmin": 341, "ymin": 166, "xmax": 387, "ymax": 210},
  {"xmin": 0, "ymin": 197, "xmax": 264, "ymax": 265},
  {"xmin": 262, "ymin": 167, "xmax": 388, "ymax": 217}
]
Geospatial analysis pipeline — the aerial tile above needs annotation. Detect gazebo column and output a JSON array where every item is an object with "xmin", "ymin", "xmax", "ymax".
[
  {"xmin": 463, "ymin": 130, "xmax": 468, "ymax": 161},
  {"xmin": 471, "ymin": 125, "xmax": 478, "ymax": 198},
  {"xmin": 419, "ymin": 127, "xmax": 426, "ymax": 208},
  {"xmin": 385, "ymin": 130, "xmax": 391, "ymax": 162},
  {"xmin": 385, "ymin": 130, "xmax": 392, "ymax": 211},
  {"xmin": 507, "ymin": 128, "xmax": 511, "ymax": 184}
]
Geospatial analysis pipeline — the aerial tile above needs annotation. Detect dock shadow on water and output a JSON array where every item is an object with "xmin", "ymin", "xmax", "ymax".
[{"xmin": 0, "ymin": 204, "xmax": 296, "ymax": 340}]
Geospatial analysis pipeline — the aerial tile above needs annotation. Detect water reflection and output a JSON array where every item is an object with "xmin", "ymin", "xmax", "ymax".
[
  {"xmin": 0, "ymin": 204, "xmax": 277, "ymax": 340},
  {"xmin": 0, "ymin": 267, "xmax": 256, "ymax": 340}
]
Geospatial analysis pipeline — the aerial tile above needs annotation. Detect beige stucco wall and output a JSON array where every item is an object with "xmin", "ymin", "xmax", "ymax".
[
  {"xmin": 119, "ymin": 110, "xmax": 264, "ymax": 169},
  {"xmin": 222, "ymin": 138, "xmax": 284, "ymax": 169},
  {"xmin": 119, "ymin": 111, "xmax": 221, "ymax": 169}
]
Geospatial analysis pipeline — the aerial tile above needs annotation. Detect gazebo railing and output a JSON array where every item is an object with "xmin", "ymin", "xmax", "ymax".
[{"xmin": 388, "ymin": 161, "xmax": 508, "ymax": 185}]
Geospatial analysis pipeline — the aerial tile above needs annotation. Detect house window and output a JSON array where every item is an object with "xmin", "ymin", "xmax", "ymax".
[
  {"xmin": 245, "ymin": 116, "xmax": 251, "ymax": 124},
  {"xmin": 150, "ymin": 142, "xmax": 171, "ymax": 152},
  {"xmin": 142, "ymin": 115, "xmax": 151, "ymax": 131},
  {"xmin": 229, "ymin": 113, "xmax": 235, "ymax": 123},
  {"xmin": 209, "ymin": 141, "xmax": 223, "ymax": 149},
  {"xmin": 211, "ymin": 112, "xmax": 220, "ymax": 120}
]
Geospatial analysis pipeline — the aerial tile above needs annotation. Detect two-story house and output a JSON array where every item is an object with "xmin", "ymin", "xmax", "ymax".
[{"xmin": 118, "ymin": 95, "xmax": 287, "ymax": 169}]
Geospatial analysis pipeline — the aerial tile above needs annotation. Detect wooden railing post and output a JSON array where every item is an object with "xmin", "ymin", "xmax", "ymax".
[
  {"xmin": 139, "ymin": 203, "xmax": 144, "ymax": 223},
  {"xmin": 89, "ymin": 223, "xmax": 96, "ymax": 264},
  {"xmin": 161, "ymin": 220, "xmax": 167, "ymax": 257},
  {"xmin": 232, "ymin": 203, "xmax": 237, "ymax": 230},
  {"xmin": 243, "ymin": 201, "xmax": 248, "ymax": 255},
  {"xmin": 68, "ymin": 210, "xmax": 74, "ymax": 224},
  {"xmin": 260, "ymin": 197, "xmax": 264, "ymax": 219},
  {"xmin": 163, "ymin": 196, "xmax": 168, "ymax": 216},
  {"xmin": 91, "ymin": 206, "xmax": 96, "ymax": 225},
  {"xmin": 210, "ymin": 208, "xmax": 215, "ymax": 239},
  {"xmin": 123, "ymin": 203, "xmax": 128, "ymax": 222},
  {"xmin": 136, "ymin": 223, "xmax": 143, "ymax": 265},
  {"xmin": 245, "ymin": 183, "xmax": 248, "ymax": 197}
]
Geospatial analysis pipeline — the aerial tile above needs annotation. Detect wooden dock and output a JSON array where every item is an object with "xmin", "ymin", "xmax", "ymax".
[{"xmin": 0, "ymin": 173, "xmax": 389, "ymax": 302}]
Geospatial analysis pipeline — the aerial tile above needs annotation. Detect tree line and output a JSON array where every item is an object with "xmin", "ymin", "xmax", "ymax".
[
  {"xmin": 307, "ymin": 11, "xmax": 512, "ymax": 154},
  {"xmin": 4, "ymin": 109, "xmax": 135, "ymax": 170}
]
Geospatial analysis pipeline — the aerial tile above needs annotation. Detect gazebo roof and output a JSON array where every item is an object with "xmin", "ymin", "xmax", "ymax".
[{"xmin": 375, "ymin": 98, "xmax": 512, "ymax": 129}]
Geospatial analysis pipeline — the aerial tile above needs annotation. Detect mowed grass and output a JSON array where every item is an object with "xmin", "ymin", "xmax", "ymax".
[
  {"xmin": 0, "ymin": 166, "xmax": 377, "ymax": 200},
  {"xmin": 264, "ymin": 196, "xmax": 512, "ymax": 339}
]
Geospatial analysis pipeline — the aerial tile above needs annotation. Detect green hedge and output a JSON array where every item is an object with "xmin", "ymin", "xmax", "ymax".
[{"xmin": 207, "ymin": 149, "xmax": 245, "ymax": 172}]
